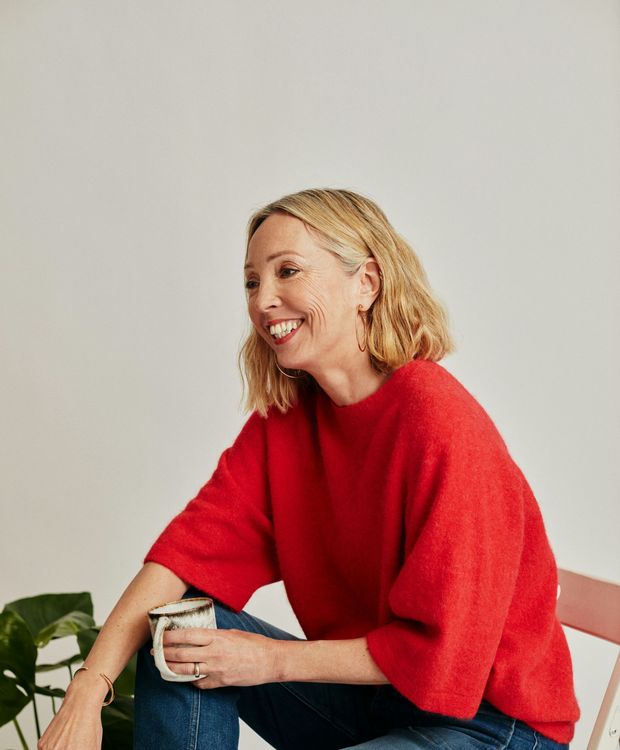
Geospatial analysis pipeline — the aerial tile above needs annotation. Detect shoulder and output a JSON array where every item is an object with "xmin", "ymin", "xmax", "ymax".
[
  {"xmin": 397, "ymin": 359, "xmax": 486, "ymax": 416},
  {"xmin": 398, "ymin": 359, "xmax": 470, "ymax": 402},
  {"xmin": 397, "ymin": 359, "xmax": 510, "ymax": 452}
]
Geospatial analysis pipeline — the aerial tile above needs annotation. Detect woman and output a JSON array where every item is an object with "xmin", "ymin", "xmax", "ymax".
[{"xmin": 38, "ymin": 188, "xmax": 579, "ymax": 749}]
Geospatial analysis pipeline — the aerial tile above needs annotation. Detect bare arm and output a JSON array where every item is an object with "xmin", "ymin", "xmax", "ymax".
[
  {"xmin": 274, "ymin": 637, "xmax": 390, "ymax": 685},
  {"xmin": 38, "ymin": 562, "xmax": 191, "ymax": 747},
  {"xmin": 64, "ymin": 561, "xmax": 189, "ymax": 706}
]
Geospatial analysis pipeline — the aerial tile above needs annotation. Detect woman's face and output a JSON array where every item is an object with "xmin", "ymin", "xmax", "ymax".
[{"xmin": 244, "ymin": 212, "xmax": 371, "ymax": 376}]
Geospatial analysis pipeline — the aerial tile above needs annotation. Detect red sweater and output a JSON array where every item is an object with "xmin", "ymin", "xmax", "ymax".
[{"xmin": 143, "ymin": 358, "xmax": 580, "ymax": 744}]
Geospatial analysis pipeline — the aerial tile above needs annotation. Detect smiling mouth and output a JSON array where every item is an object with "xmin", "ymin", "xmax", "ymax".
[
  {"xmin": 268, "ymin": 319, "xmax": 304, "ymax": 344},
  {"xmin": 267, "ymin": 319, "xmax": 305, "ymax": 340}
]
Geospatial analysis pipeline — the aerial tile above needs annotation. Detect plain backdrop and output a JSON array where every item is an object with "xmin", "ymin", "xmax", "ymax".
[{"xmin": 1, "ymin": 1, "xmax": 618, "ymax": 748}]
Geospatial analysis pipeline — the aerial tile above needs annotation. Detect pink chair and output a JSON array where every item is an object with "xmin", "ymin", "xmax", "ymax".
[{"xmin": 556, "ymin": 568, "xmax": 620, "ymax": 750}]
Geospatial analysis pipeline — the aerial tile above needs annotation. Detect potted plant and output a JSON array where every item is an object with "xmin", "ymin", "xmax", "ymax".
[{"xmin": 0, "ymin": 592, "xmax": 134, "ymax": 749}]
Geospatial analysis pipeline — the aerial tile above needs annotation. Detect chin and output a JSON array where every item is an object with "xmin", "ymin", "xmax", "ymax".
[
  {"xmin": 278, "ymin": 357, "xmax": 301, "ymax": 368},
  {"xmin": 278, "ymin": 357, "xmax": 308, "ymax": 372}
]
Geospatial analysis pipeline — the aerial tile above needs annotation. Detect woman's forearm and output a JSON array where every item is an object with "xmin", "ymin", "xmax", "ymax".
[
  {"xmin": 274, "ymin": 636, "xmax": 390, "ymax": 685},
  {"xmin": 65, "ymin": 561, "xmax": 189, "ymax": 706}
]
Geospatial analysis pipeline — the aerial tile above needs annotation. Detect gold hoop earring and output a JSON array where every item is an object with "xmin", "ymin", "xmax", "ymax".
[
  {"xmin": 356, "ymin": 305, "xmax": 368, "ymax": 352},
  {"xmin": 275, "ymin": 360, "xmax": 305, "ymax": 379}
]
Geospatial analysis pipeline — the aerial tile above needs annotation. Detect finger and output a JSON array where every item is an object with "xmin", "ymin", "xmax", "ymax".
[
  {"xmin": 194, "ymin": 674, "xmax": 220, "ymax": 689},
  {"xmin": 165, "ymin": 660, "xmax": 209, "ymax": 677},
  {"xmin": 162, "ymin": 628, "xmax": 216, "ymax": 645},
  {"xmin": 161, "ymin": 646, "xmax": 207, "ymax": 662},
  {"xmin": 156, "ymin": 659, "xmax": 203, "ymax": 677},
  {"xmin": 151, "ymin": 641, "xmax": 206, "ymax": 654}
]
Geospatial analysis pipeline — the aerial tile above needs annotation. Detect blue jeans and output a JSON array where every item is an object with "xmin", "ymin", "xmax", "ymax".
[{"xmin": 133, "ymin": 587, "xmax": 570, "ymax": 750}]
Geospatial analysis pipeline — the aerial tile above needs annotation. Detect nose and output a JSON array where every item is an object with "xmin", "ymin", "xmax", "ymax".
[{"xmin": 252, "ymin": 275, "xmax": 281, "ymax": 314}]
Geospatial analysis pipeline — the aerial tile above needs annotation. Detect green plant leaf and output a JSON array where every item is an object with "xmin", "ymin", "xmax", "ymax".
[
  {"xmin": 3, "ymin": 593, "xmax": 94, "ymax": 647},
  {"xmin": 36, "ymin": 653, "xmax": 82, "ymax": 672},
  {"xmin": 0, "ymin": 678, "xmax": 31, "ymax": 729},
  {"xmin": 0, "ymin": 611, "xmax": 36, "ymax": 727},
  {"xmin": 101, "ymin": 695, "xmax": 133, "ymax": 750},
  {"xmin": 77, "ymin": 628, "xmax": 136, "ymax": 697},
  {"xmin": 36, "ymin": 611, "xmax": 96, "ymax": 648},
  {"xmin": 112, "ymin": 653, "xmax": 136, "ymax": 698},
  {"xmin": 33, "ymin": 683, "xmax": 66, "ymax": 699},
  {"xmin": 76, "ymin": 627, "xmax": 99, "ymax": 658}
]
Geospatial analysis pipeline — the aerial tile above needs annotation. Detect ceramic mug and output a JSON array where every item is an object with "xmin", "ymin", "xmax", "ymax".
[{"xmin": 147, "ymin": 596, "xmax": 217, "ymax": 682}]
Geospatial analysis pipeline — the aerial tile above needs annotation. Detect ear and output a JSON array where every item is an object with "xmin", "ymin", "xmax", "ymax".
[{"xmin": 357, "ymin": 257, "xmax": 382, "ymax": 310}]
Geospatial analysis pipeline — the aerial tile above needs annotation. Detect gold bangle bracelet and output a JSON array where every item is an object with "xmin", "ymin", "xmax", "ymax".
[{"xmin": 73, "ymin": 666, "xmax": 115, "ymax": 706}]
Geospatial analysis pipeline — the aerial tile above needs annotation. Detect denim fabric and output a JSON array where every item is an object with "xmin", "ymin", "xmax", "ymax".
[{"xmin": 133, "ymin": 587, "xmax": 570, "ymax": 750}]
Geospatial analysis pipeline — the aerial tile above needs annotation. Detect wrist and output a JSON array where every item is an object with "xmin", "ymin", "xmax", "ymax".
[
  {"xmin": 65, "ymin": 668, "xmax": 112, "ymax": 705},
  {"xmin": 271, "ymin": 639, "xmax": 293, "ymax": 683}
]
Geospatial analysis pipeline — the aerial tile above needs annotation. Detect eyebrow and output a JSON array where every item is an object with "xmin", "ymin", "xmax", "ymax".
[{"xmin": 244, "ymin": 251, "xmax": 304, "ymax": 270}]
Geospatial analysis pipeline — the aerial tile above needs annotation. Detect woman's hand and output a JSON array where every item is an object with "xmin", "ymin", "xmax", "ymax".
[
  {"xmin": 37, "ymin": 691, "xmax": 103, "ymax": 749},
  {"xmin": 151, "ymin": 628, "xmax": 280, "ymax": 689}
]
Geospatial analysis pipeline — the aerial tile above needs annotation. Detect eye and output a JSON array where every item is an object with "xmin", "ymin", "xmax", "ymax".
[
  {"xmin": 280, "ymin": 266, "xmax": 299, "ymax": 278},
  {"xmin": 244, "ymin": 266, "xmax": 299, "ymax": 290}
]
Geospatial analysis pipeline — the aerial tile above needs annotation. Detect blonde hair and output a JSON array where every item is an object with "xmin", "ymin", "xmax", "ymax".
[{"xmin": 238, "ymin": 187, "xmax": 456, "ymax": 417}]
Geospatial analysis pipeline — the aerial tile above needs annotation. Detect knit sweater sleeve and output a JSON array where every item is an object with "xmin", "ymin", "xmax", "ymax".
[
  {"xmin": 365, "ymin": 400, "xmax": 526, "ymax": 718},
  {"xmin": 142, "ymin": 410, "xmax": 280, "ymax": 612}
]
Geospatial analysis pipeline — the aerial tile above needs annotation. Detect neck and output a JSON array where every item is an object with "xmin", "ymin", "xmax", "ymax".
[{"xmin": 306, "ymin": 358, "xmax": 391, "ymax": 407}]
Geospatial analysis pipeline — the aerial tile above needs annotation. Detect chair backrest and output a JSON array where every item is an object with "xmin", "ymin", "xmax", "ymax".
[{"xmin": 556, "ymin": 567, "xmax": 620, "ymax": 750}]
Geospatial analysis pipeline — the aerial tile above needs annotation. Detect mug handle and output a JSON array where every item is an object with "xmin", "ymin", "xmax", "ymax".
[{"xmin": 153, "ymin": 615, "xmax": 189, "ymax": 681}]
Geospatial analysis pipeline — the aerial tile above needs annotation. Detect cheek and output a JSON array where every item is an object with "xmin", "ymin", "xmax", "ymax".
[
  {"xmin": 247, "ymin": 299, "xmax": 264, "ymax": 322},
  {"xmin": 299, "ymin": 276, "xmax": 330, "ymax": 328},
  {"xmin": 247, "ymin": 307, "xmax": 268, "ymax": 339}
]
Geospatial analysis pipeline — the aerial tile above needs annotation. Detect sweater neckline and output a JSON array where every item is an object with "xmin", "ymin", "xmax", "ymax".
[{"xmin": 317, "ymin": 358, "xmax": 421, "ymax": 416}]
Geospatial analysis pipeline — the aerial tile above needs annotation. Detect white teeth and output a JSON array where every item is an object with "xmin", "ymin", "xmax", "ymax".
[{"xmin": 269, "ymin": 319, "xmax": 303, "ymax": 338}]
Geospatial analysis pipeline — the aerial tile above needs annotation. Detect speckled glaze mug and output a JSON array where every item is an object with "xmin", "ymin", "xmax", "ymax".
[{"xmin": 147, "ymin": 597, "xmax": 217, "ymax": 682}]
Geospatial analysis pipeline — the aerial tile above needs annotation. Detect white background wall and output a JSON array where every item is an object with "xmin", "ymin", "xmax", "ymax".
[{"xmin": 1, "ymin": 1, "xmax": 618, "ymax": 748}]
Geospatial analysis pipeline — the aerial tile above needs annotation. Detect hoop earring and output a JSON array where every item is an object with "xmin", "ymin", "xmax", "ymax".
[
  {"xmin": 275, "ymin": 360, "xmax": 305, "ymax": 379},
  {"xmin": 356, "ymin": 305, "xmax": 368, "ymax": 352}
]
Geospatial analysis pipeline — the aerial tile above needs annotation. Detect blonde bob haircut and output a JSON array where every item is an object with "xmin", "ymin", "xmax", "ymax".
[{"xmin": 238, "ymin": 187, "xmax": 455, "ymax": 418}]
